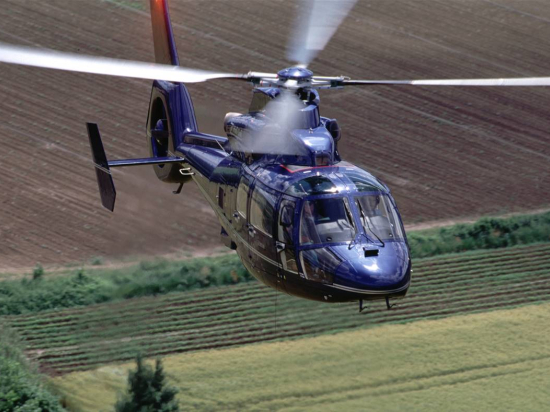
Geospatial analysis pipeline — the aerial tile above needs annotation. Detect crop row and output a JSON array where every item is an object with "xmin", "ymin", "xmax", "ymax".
[
  {"xmin": 14, "ymin": 251, "xmax": 550, "ymax": 342},
  {"xmin": 17, "ymin": 264, "xmax": 550, "ymax": 350},
  {"xmin": 9, "ymin": 243, "xmax": 550, "ymax": 329},
  {"xmin": 28, "ymin": 272, "xmax": 550, "ymax": 356},
  {"xmin": 14, "ymin": 257, "xmax": 550, "ymax": 346},
  {"xmin": 42, "ymin": 292, "xmax": 550, "ymax": 374},
  {"xmin": 5, "ymin": 243, "xmax": 550, "ymax": 374}
]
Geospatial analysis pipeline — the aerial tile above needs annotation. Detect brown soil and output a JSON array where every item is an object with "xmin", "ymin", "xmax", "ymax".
[{"xmin": 0, "ymin": 0, "xmax": 549, "ymax": 269}]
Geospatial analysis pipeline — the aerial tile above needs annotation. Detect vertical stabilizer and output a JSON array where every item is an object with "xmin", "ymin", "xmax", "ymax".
[
  {"xmin": 150, "ymin": 0, "xmax": 179, "ymax": 66},
  {"xmin": 147, "ymin": 0, "xmax": 198, "ymax": 183}
]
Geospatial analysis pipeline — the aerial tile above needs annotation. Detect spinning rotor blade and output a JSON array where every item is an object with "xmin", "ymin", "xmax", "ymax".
[
  {"xmin": 287, "ymin": 0, "xmax": 358, "ymax": 67},
  {"xmin": 0, "ymin": 42, "xmax": 251, "ymax": 83},
  {"xmin": 340, "ymin": 77, "xmax": 550, "ymax": 87},
  {"xmin": 231, "ymin": 92, "xmax": 309, "ymax": 156}
]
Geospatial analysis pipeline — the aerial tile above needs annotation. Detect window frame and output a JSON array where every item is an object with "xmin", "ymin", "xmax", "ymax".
[
  {"xmin": 299, "ymin": 195, "xmax": 357, "ymax": 246},
  {"xmin": 249, "ymin": 184, "xmax": 277, "ymax": 238},
  {"xmin": 236, "ymin": 177, "xmax": 249, "ymax": 219}
]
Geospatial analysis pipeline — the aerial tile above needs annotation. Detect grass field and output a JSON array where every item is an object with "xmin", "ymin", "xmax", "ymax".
[
  {"xmin": 51, "ymin": 302, "xmax": 550, "ymax": 411},
  {"xmin": 6, "ymin": 242, "xmax": 550, "ymax": 375}
]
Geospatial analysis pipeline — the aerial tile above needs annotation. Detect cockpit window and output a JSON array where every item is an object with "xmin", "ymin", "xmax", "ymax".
[
  {"xmin": 354, "ymin": 194, "xmax": 404, "ymax": 241},
  {"xmin": 346, "ymin": 170, "xmax": 385, "ymax": 192},
  {"xmin": 287, "ymin": 176, "xmax": 338, "ymax": 196},
  {"xmin": 300, "ymin": 197, "xmax": 356, "ymax": 245}
]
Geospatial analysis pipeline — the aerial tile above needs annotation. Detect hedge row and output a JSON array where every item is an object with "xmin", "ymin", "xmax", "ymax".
[
  {"xmin": 0, "ymin": 254, "xmax": 251, "ymax": 316},
  {"xmin": 408, "ymin": 212, "xmax": 550, "ymax": 258},
  {"xmin": 0, "ymin": 324, "xmax": 63, "ymax": 410}
]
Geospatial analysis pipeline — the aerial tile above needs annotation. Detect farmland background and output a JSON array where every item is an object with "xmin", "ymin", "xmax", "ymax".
[
  {"xmin": 1, "ymin": 0, "xmax": 550, "ymax": 410},
  {"xmin": 52, "ymin": 302, "xmax": 550, "ymax": 411},
  {"xmin": 3, "ymin": 242, "xmax": 550, "ymax": 375},
  {"xmin": 0, "ymin": 0, "xmax": 549, "ymax": 268}
]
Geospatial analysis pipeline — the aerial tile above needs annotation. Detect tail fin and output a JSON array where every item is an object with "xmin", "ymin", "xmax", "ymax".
[
  {"xmin": 87, "ymin": 123, "xmax": 116, "ymax": 212},
  {"xmin": 150, "ymin": 0, "xmax": 179, "ymax": 66},
  {"xmin": 146, "ymin": 0, "xmax": 199, "ymax": 183}
]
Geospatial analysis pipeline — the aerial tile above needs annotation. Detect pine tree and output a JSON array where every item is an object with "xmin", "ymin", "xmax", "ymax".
[{"xmin": 115, "ymin": 355, "xmax": 179, "ymax": 412}]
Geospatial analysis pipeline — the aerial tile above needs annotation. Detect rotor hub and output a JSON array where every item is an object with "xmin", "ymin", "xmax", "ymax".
[{"xmin": 277, "ymin": 67, "xmax": 313, "ymax": 82}]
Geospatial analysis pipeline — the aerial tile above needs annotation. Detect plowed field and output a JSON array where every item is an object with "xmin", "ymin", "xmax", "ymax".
[
  {"xmin": 6, "ymin": 243, "xmax": 550, "ymax": 375},
  {"xmin": 0, "ymin": 0, "xmax": 549, "ymax": 267}
]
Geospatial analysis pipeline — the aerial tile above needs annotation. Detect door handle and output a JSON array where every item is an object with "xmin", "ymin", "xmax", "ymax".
[
  {"xmin": 276, "ymin": 241, "xmax": 285, "ymax": 253},
  {"xmin": 248, "ymin": 226, "xmax": 255, "ymax": 236}
]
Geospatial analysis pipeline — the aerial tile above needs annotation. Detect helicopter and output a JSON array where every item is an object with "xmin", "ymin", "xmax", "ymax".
[{"xmin": 1, "ymin": 0, "xmax": 550, "ymax": 310}]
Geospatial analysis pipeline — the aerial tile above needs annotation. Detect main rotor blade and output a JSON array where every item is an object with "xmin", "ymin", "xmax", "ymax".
[
  {"xmin": 342, "ymin": 77, "xmax": 550, "ymax": 87},
  {"xmin": 0, "ymin": 42, "xmax": 247, "ymax": 83},
  {"xmin": 287, "ymin": 0, "xmax": 358, "ymax": 67}
]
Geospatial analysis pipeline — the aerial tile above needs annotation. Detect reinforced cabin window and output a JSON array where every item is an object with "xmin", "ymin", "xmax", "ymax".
[
  {"xmin": 236, "ymin": 179, "xmax": 249, "ymax": 218},
  {"xmin": 250, "ymin": 186, "xmax": 277, "ymax": 237}
]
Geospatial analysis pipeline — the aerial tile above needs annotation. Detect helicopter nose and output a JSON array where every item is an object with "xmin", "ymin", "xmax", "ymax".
[{"xmin": 333, "ymin": 242, "xmax": 410, "ymax": 290}]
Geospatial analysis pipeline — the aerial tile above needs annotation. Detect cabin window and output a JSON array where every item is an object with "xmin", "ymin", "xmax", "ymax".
[
  {"xmin": 278, "ymin": 199, "xmax": 298, "ymax": 272},
  {"xmin": 218, "ymin": 186, "xmax": 224, "ymax": 209},
  {"xmin": 250, "ymin": 186, "xmax": 277, "ymax": 237},
  {"xmin": 236, "ymin": 179, "xmax": 249, "ymax": 218},
  {"xmin": 278, "ymin": 200, "xmax": 295, "ymax": 246}
]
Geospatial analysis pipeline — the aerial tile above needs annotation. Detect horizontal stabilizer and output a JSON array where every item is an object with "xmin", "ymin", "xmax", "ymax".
[
  {"xmin": 108, "ymin": 156, "xmax": 184, "ymax": 168},
  {"xmin": 86, "ymin": 123, "xmax": 186, "ymax": 212}
]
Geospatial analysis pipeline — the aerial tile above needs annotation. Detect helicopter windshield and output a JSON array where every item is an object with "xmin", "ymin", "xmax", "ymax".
[
  {"xmin": 354, "ymin": 193, "xmax": 405, "ymax": 241},
  {"xmin": 300, "ymin": 197, "xmax": 356, "ymax": 245}
]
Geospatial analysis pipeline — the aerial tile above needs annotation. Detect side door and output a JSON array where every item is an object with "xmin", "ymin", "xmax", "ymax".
[
  {"xmin": 248, "ymin": 183, "xmax": 279, "ymax": 277},
  {"xmin": 234, "ymin": 174, "xmax": 253, "ymax": 260},
  {"xmin": 276, "ymin": 197, "xmax": 299, "ymax": 275}
]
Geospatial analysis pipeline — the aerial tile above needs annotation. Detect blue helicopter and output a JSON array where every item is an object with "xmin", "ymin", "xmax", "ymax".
[{"xmin": 2, "ymin": 0, "xmax": 550, "ymax": 310}]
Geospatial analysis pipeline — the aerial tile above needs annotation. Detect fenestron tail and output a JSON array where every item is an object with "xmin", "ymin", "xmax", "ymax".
[
  {"xmin": 150, "ymin": 0, "xmax": 179, "ymax": 66},
  {"xmin": 146, "ymin": 0, "xmax": 199, "ymax": 184}
]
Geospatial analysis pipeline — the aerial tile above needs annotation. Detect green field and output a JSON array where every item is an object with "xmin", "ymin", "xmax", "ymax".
[
  {"xmin": 51, "ymin": 302, "xmax": 550, "ymax": 411},
  {"xmin": 6, "ymin": 242, "xmax": 550, "ymax": 375}
]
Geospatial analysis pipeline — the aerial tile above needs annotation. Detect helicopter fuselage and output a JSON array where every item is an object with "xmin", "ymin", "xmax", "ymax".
[
  {"xmin": 85, "ymin": 1, "xmax": 412, "ymax": 306},
  {"xmin": 173, "ymin": 104, "xmax": 411, "ymax": 303}
]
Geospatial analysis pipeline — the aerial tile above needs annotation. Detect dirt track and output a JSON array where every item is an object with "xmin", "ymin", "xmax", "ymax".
[{"xmin": 0, "ymin": 0, "xmax": 549, "ymax": 268}]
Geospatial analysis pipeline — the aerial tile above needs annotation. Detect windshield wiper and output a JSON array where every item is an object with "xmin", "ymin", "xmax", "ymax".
[{"xmin": 355, "ymin": 200, "xmax": 385, "ymax": 248}]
